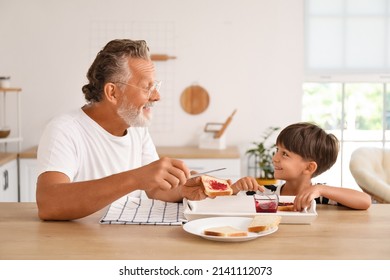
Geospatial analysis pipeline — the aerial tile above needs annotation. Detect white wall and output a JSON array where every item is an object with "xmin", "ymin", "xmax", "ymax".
[{"xmin": 0, "ymin": 0, "xmax": 304, "ymax": 174}]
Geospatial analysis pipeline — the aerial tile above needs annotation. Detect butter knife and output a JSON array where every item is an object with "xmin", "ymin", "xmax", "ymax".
[{"xmin": 190, "ymin": 168, "xmax": 226, "ymax": 178}]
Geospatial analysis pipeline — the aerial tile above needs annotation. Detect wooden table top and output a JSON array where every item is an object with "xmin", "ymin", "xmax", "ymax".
[{"xmin": 0, "ymin": 203, "xmax": 389, "ymax": 260}]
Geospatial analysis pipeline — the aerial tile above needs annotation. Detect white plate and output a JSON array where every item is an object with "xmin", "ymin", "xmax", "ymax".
[
  {"xmin": 183, "ymin": 195, "xmax": 317, "ymax": 224},
  {"xmin": 183, "ymin": 216, "xmax": 278, "ymax": 242}
]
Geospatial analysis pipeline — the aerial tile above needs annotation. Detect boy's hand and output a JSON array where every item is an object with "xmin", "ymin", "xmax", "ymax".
[
  {"xmin": 231, "ymin": 176, "xmax": 265, "ymax": 194},
  {"xmin": 294, "ymin": 186, "xmax": 322, "ymax": 211}
]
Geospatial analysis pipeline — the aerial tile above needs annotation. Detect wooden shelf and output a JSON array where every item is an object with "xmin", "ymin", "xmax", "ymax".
[
  {"xmin": 0, "ymin": 87, "xmax": 22, "ymax": 92},
  {"xmin": 0, "ymin": 137, "xmax": 23, "ymax": 144}
]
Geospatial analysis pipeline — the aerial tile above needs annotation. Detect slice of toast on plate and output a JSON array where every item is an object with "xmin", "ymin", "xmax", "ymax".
[
  {"xmin": 247, "ymin": 215, "xmax": 282, "ymax": 232},
  {"xmin": 203, "ymin": 226, "xmax": 248, "ymax": 237}
]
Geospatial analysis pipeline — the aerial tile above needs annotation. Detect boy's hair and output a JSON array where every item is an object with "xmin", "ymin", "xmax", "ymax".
[{"xmin": 276, "ymin": 122, "xmax": 339, "ymax": 177}]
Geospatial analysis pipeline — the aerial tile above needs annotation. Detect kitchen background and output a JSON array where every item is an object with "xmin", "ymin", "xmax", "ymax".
[
  {"xmin": 0, "ymin": 0, "xmax": 303, "ymax": 152},
  {"xmin": 0, "ymin": 0, "xmax": 304, "ymax": 201}
]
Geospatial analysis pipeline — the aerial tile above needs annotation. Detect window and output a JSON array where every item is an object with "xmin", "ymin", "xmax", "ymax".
[
  {"xmin": 303, "ymin": 0, "xmax": 390, "ymax": 190},
  {"xmin": 305, "ymin": 0, "xmax": 390, "ymax": 74},
  {"xmin": 302, "ymin": 82, "xmax": 390, "ymax": 189}
]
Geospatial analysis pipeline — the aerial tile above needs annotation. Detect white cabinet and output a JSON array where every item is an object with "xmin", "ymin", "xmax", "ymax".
[
  {"xmin": 0, "ymin": 155, "xmax": 18, "ymax": 202},
  {"xmin": 19, "ymin": 158, "xmax": 38, "ymax": 202},
  {"xmin": 18, "ymin": 147, "xmax": 38, "ymax": 202}
]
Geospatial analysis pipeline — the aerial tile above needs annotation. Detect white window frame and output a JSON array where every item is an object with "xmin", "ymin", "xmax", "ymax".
[{"xmin": 304, "ymin": 0, "xmax": 390, "ymax": 189}]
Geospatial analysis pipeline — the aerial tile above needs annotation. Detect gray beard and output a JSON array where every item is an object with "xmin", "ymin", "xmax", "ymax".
[{"xmin": 117, "ymin": 102, "xmax": 152, "ymax": 127}]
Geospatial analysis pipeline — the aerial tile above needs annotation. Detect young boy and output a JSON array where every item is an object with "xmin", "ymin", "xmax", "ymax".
[{"xmin": 232, "ymin": 122, "xmax": 371, "ymax": 210}]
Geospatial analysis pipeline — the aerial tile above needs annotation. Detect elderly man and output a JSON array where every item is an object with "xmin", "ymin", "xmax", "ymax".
[{"xmin": 36, "ymin": 39, "xmax": 206, "ymax": 220}]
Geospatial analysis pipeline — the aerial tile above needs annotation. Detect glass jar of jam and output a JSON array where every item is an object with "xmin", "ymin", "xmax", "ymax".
[{"xmin": 254, "ymin": 194, "xmax": 279, "ymax": 213}]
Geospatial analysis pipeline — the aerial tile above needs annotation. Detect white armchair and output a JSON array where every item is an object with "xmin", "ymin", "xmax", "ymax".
[{"xmin": 349, "ymin": 147, "xmax": 390, "ymax": 203}]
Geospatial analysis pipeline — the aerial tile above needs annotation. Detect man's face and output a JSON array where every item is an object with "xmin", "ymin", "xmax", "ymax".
[{"xmin": 116, "ymin": 58, "xmax": 160, "ymax": 127}]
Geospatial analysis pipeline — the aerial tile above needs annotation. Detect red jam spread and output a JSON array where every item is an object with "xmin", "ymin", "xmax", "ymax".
[
  {"xmin": 278, "ymin": 202, "xmax": 294, "ymax": 206},
  {"xmin": 209, "ymin": 180, "xmax": 227, "ymax": 190}
]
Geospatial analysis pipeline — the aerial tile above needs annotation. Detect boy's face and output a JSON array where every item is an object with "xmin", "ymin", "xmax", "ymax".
[{"xmin": 272, "ymin": 144, "xmax": 314, "ymax": 181}]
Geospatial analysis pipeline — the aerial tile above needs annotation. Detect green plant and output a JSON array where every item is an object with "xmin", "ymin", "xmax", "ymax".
[{"xmin": 246, "ymin": 126, "xmax": 280, "ymax": 179}]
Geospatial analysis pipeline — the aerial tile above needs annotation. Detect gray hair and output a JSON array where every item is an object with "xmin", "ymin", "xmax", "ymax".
[{"xmin": 82, "ymin": 39, "xmax": 150, "ymax": 103}]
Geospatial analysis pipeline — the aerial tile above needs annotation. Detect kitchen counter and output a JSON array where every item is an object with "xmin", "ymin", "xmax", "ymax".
[
  {"xmin": 18, "ymin": 146, "xmax": 38, "ymax": 159},
  {"xmin": 15, "ymin": 145, "xmax": 242, "ymax": 203},
  {"xmin": 18, "ymin": 145, "xmax": 241, "ymax": 159},
  {"xmin": 1, "ymin": 203, "xmax": 389, "ymax": 260},
  {"xmin": 156, "ymin": 146, "xmax": 240, "ymax": 159},
  {"xmin": 0, "ymin": 152, "xmax": 17, "ymax": 165}
]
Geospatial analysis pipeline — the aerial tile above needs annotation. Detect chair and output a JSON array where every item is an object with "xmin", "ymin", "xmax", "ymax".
[{"xmin": 349, "ymin": 147, "xmax": 390, "ymax": 203}]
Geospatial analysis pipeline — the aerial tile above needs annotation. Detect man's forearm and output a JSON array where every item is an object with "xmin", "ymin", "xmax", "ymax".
[{"xmin": 36, "ymin": 172, "xmax": 137, "ymax": 220}]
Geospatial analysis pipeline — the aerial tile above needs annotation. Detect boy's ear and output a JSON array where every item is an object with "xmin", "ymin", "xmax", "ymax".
[{"xmin": 305, "ymin": 161, "xmax": 317, "ymax": 175}]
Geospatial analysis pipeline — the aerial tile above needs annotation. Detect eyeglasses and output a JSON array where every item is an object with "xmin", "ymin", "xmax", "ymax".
[{"xmin": 115, "ymin": 80, "xmax": 162, "ymax": 98}]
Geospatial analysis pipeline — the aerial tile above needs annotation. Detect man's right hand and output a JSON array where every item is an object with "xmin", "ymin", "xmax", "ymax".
[{"xmin": 133, "ymin": 157, "xmax": 191, "ymax": 191}]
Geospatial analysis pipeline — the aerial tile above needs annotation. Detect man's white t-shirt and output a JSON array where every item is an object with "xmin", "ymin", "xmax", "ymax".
[{"xmin": 37, "ymin": 108, "xmax": 159, "ymax": 197}]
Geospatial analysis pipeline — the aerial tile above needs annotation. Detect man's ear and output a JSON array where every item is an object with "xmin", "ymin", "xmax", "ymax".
[
  {"xmin": 305, "ymin": 161, "xmax": 317, "ymax": 175},
  {"xmin": 104, "ymin": 82, "xmax": 118, "ymax": 104}
]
